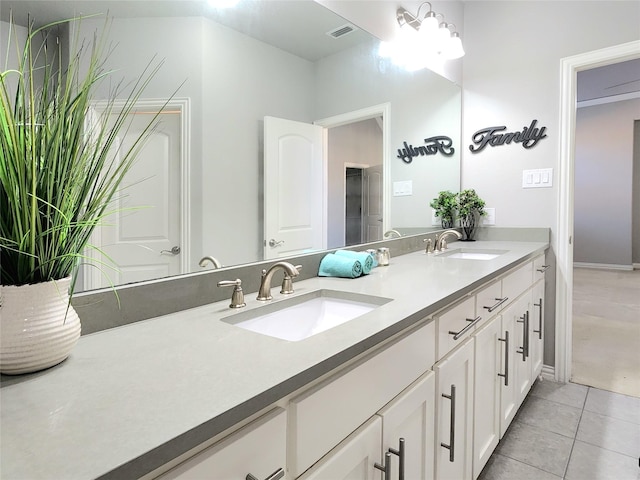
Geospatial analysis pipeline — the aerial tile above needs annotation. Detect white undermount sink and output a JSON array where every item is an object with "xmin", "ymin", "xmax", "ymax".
[
  {"xmin": 222, "ymin": 290, "xmax": 391, "ymax": 341},
  {"xmin": 437, "ymin": 248, "xmax": 508, "ymax": 260}
]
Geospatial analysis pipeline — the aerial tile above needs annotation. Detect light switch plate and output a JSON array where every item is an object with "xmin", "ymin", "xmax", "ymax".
[
  {"xmin": 431, "ymin": 209, "xmax": 440, "ymax": 226},
  {"xmin": 393, "ymin": 180, "xmax": 413, "ymax": 196},
  {"xmin": 483, "ymin": 208, "xmax": 496, "ymax": 225},
  {"xmin": 522, "ymin": 168, "xmax": 553, "ymax": 188}
]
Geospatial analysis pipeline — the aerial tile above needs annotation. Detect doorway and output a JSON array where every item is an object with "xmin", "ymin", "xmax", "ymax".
[
  {"xmin": 345, "ymin": 167, "xmax": 364, "ymax": 246},
  {"xmin": 556, "ymin": 40, "xmax": 640, "ymax": 385}
]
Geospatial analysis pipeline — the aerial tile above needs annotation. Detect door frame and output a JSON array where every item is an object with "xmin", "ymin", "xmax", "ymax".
[
  {"xmin": 315, "ymin": 103, "xmax": 391, "ymax": 242},
  {"xmin": 556, "ymin": 40, "xmax": 640, "ymax": 382},
  {"xmin": 83, "ymin": 97, "xmax": 191, "ymax": 291}
]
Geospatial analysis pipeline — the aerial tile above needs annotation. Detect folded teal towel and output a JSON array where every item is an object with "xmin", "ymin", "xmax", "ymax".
[
  {"xmin": 318, "ymin": 253, "xmax": 362, "ymax": 278},
  {"xmin": 334, "ymin": 250, "xmax": 374, "ymax": 274}
]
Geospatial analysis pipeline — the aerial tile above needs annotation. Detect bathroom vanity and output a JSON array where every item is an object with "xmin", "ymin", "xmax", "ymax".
[{"xmin": 0, "ymin": 239, "xmax": 548, "ymax": 480}]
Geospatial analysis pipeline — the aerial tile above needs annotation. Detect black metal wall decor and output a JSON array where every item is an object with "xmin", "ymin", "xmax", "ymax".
[
  {"xmin": 397, "ymin": 136, "xmax": 455, "ymax": 164},
  {"xmin": 468, "ymin": 119, "xmax": 547, "ymax": 153}
]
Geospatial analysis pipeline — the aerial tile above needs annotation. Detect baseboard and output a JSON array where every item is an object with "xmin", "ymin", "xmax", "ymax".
[
  {"xmin": 574, "ymin": 262, "xmax": 633, "ymax": 271},
  {"xmin": 634, "ymin": 263, "xmax": 640, "ymax": 270},
  {"xmin": 540, "ymin": 365, "xmax": 555, "ymax": 381}
]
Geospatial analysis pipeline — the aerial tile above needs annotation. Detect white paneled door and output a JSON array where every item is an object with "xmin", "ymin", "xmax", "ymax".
[
  {"xmin": 263, "ymin": 116, "xmax": 325, "ymax": 260},
  {"xmin": 85, "ymin": 105, "xmax": 184, "ymax": 290}
]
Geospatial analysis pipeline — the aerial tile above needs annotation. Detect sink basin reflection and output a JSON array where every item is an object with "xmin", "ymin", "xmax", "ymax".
[
  {"xmin": 437, "ymin": 248, "xmax": 508, "ymax": 260},
  {"xmin": 222, "ymin": 289, "xmax": 391, "ymax": 341}
]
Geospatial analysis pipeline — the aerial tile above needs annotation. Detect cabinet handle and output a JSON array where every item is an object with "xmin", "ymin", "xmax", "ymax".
[
  {"xmin": 448, "ymin": 316, "xmax": 482, "ymax": 340},
  {"xmin": 440, "ymin": 384, "xmax": 456, "ymax": 463},
  {"xmin": 516, "ymin": 313, "xmax": 528, "ymax": 361},
  {"xmin": 374, "ymin": 451, "xmax": 392, "ymax": 479},
  {"xmin": 533, "ymin": 298, "xmax": 543, "ymax": 340},
  {"xmin": 498, "ymin": 331, "xmax": 509, "ymax": 387},
  {"xmin": 483, "ymin": 297, "xmax": 509, "ymax": 313},
  {"xmin": 536, "ymin": 264, "xmax": 550, "ymax": 273},
  {"xmin": 246, "ymin": 468, "xmax": 284, "ymax": 480},
  {"xmin": 388, "ymin": 438, "xmax": 405, "ymax": 480}
]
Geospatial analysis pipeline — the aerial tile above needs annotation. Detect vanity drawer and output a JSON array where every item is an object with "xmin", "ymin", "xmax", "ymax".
[
  {"xmin": 288, "ymin": 321, "xmax": 435, "ymax": 478},
  {"xmin": 533, "ymin": 254, "xmax": 549, "ymax": 281},
  {"xmin": 475, "ymin": 280, "xmax": 505, "ymax": 324},
  {"xmin": 436, "ymin": 296, "xmax": 476, "ymax": 360},
  {"xmin": 502, "ymin": 261, "xmax": 533, "ymax": 303}
]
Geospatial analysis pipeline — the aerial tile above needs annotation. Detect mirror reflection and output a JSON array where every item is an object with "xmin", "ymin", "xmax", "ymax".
[{"xmin": 1, "ymin": 0, "xmax": 461, "ymax": 293}]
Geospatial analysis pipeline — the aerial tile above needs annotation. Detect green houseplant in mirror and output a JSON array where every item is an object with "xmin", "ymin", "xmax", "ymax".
[
  {"xmin": 457, "ymin": 189, "xmax": 486, "ymax": 241},
  {"xmin": 0, "ymin": 17, "xmax": 164, "ymax": 374},
  {"xmin": 430, "ymin": 190, "xmax": 458, "ymax": 229}
]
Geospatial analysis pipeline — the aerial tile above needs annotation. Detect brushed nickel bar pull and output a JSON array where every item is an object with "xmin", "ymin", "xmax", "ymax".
[
  {"xmin": 537, "ymin": 264, "xmax": 550, "ymax": 273},
  {"xmin": 517, "ymin": 314, "xmax": 527, "ymax": 361},
  {"xmin": 388, "ymin": 438, "xmax": 405, "ymax": 480},
  {"xmin": 484, "ymin": 296, "xmax": 509, "ymax": 313},
  {"xmin": 441, "ymin": 384, "xmax": 456, "ymax": 463},
  {"xmin": 533, "ymin": 298, "xmax": 543, "ymax": 339},
  {"xmin": 449, "ymin": 316, "xmax": 482, "ymax": 340},
  {"xmin": 525, "ymin": 310, "xmax": 530, "ymax": 358},
  {"xmin": 498, "ymin": 331, "xmax": 510, "ymax": 387},
  {"xmin": 374, "ymin": 451, "xmax": 392, "ymax": 479},
  {"xmin": 246, "ymin": 467, "xmax": 284, "ymax": 480}
]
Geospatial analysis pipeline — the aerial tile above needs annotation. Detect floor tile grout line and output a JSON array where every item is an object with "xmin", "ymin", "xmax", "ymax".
[{"xmin": 561, "ymin": 386, "xmax": 589, "ymax": 479}]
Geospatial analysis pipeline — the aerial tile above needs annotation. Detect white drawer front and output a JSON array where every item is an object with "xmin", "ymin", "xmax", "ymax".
[
  {"xmin": 475, "ymin": 280, "xmax": 505, "ymax": 323},
  {"xmin": 533, "ymin": 254, "xmax": 549, "ymax": 281},
  {"xmin": 161, "ymin": 408, "xmax": 287, "ymax": 480},
  {"xmin": 288, "ymin": 321, "xmax": 435, "ymax": 478},
  {"xmin": 436, "ymin": 296, "xmax": 476, "ymax": 360},
  {"xmin": 502, "ymin": 261, "xmax": 533, "ymax": 303}
]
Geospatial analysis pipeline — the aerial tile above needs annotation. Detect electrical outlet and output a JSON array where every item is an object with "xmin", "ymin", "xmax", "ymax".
[
  {"xmin": 483, "ymin": 208, "xmax": 496, "ymax": 225},
  {"xmin": 431, "ymin": 209, "xmax": 440, "ymax": 226}
]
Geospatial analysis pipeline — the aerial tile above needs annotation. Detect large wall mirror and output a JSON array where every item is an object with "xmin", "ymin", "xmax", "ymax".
[{"xmin": 2, "ymin": 0, "xmax": 461, "ymax": 293}]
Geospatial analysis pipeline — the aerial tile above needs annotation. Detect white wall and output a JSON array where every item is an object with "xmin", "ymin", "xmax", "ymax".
[{"xmin": 574, "ymin": 99, "xmax": 640, "ymax": 267}]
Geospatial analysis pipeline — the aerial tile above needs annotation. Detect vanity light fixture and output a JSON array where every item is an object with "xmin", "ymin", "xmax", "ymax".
[
  {"xmin": 395, "ymin": 2, "xmax": 465, "ymax": 61},
  {"xmin": 207, "ymin": 0, "xmax": 240, "ymax": 8}
]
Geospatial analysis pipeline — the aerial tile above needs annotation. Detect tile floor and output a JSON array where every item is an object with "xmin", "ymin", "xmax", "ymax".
[{"xmin": 478, "ymin": 380, "xmax": 640, "ymax": 480}]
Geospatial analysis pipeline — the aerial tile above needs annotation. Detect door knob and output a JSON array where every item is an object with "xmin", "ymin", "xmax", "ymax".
[
  {"xmin": 161, "ymin": 246, "xmax": 181, "ymax": 255},
  {"xmin": 268, "ymin": 239, "xmax": 284, "ymax": 248}
]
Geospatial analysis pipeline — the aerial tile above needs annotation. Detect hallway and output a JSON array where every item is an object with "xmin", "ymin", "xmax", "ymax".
[{"xmin": 571, "ymin": 268, "xmax": 640, "ymax": 397}]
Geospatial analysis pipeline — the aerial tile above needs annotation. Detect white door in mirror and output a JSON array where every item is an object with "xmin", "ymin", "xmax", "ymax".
[{"xmin": 264, "ymin": 116, "xmax": 325, "ymax": 260}]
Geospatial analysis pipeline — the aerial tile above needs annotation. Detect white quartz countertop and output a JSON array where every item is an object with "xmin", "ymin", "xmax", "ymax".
[{"xmin": 0, "ymin": 240, "xmax": 548, "ymax": 479}]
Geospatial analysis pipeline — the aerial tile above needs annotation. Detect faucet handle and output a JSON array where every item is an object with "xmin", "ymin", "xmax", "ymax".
[
  {"xmin": 423, "ymin": 238, "xmax": 434, "ymax": 254},
  {"xmin": 281, "ymin": 265, "xmax": 302, "ymax": 294},
  {"xmin": 217, "ymin": 279, "xmax": 246, "ymax": 309}
]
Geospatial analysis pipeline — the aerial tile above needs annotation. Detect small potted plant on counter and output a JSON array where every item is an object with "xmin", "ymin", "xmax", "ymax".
[
  {"xmin": 430, "ymin": 190, "xmax": 458, "ymax": 229},
  {"xmin": 0, "ymin": 17, "xmax": 166, "ymax": 374},
  {"xmin": 457, "ymin": 189, "xmax": 487, "ymax": 241}
]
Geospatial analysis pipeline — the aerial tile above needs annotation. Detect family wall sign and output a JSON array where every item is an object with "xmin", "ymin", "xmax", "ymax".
[
  {"xmin": 396, "ymin": 136, "xmax": 455, "ymax": 163},
  {"xmin": 468, "ymin": 119, "xmax": 547, "ymax": 153}
]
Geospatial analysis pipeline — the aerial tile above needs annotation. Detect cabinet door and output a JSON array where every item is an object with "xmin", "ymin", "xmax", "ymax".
[
  {"xmin": 160, "ymin": 408, "xmax": 286, "ymax": 480},
  {"xmin": 499, "ymin": 303, "xmax": 518, "ymax": 438},
  {"xmin": 298, "ymin": 416, "xmax": 382, "ymax": 480},
  {"xmin": 512, "ymin": 295, "xmax": 533, "ymax": 406},
  {"xmin": 472, "ymin": 315, "xmax": 502, "ymax": 479},
  {"xmin": 434, "ymin": 338, "xmax": 474, "ymax": 480},
  {"xmin": 378, "ymin": 371, "xmax": 436, "ymax": 480},
  {"xmin": 531, "ymin": 280, "xmax": 545, "ymax": 379}
]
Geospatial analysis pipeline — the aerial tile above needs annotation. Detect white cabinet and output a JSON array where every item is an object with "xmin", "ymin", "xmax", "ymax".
[
  {"xmin": 472, "ymin": 315, "xmax": 502, "ymax": 478},
  {"xmin": 511, "ymin": 294, "xmax": 533, "ymax": 405},
  {"xmin": 160, "ymin": 408, "xmax": 287, "ymax": 480},
  {"xmin": 378, "ymin": 371, "xmax": 436, "ymax": 480},
  {"xmin": 531, "ymin": 279, "xmax": 545, "ymax": 378},
  {"xmin": 297, "ymin": 417, "xmax": 383, "ymax": 480},
  {"xmin": 435, "ymin": 338, "xmax": 474, "ymax": 480},
  {"xmin": 436, "ymin": 296, "xmax": 477, "ymax": 361}
]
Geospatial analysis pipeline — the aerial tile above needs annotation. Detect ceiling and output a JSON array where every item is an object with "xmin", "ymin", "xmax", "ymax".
[
  {"xmin": 577, "ymin": 58, "xmax": 640, "ymax": 102},
  {"xmin": 0, "ymin": 0, "xmax": 373, "ymax": 62}
]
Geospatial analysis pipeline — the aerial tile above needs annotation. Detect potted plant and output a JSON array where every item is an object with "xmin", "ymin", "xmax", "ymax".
[
  {"xmin": 430, "ymin": 190, "xmax": 458, "ymax": 229},
  {"xmin": 0, "ymin": 18, "xmax": 164, "ymax": 374},
  {"xmin": 457, "ymin": 189, "xmax": 487, "ymax": 241}
]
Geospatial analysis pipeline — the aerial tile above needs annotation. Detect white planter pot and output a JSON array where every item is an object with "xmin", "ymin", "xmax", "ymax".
[{"xmin": 1, "ymin": 277, "xmax": 81, "ymax": 375}]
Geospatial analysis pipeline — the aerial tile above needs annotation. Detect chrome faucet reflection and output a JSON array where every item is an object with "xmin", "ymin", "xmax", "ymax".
[
  {"xmin": 435, "ymin": 229, "xmax": 462, "ymax": 252},
  {"xmin": 257, "ymin": 261, "xmax": 300, "ymax": 301},
  {"xmin": 383, "ymin": 230, "xmax": 402, "ymax": 238},
  {"xmin": 199, "ymin": 256, "xmax": 222, "ymax": 269}
]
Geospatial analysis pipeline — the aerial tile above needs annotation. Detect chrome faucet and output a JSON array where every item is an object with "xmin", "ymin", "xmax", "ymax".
[
  {"xmin": 383, "ymin": 229, "xmax": 402, "ymax": 238},
  {"xmin": 199, "ymin": 256, "xmax": 222, "ymax": 269},
  {"xmin": 435, "ymin": 229, "xmax": 462, "ymax": 252},
  {"xmin": 257, "ymin": 261, "xmax": 300, "ymax": 301}
]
